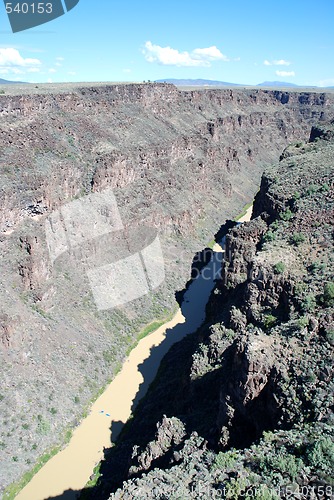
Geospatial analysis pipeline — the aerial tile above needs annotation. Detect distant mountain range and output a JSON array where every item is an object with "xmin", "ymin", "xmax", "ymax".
[
  {"xmin": 156, "ymin": 78, "xmax": 241, "ymax": 86},
  {"xmin": 0, "ymin": 77, "xmax": 332, "ymax": 89},
  {"xmin": 257, "ymin": 81, "xmax": 299, "ymax": 88},
  {"xmin": 156, "ymin": 78, "xmax": 325, "ymax": 89},
  {"xmin": 0, "ymin": 78, "xmax": 26, "ymax": 84}
]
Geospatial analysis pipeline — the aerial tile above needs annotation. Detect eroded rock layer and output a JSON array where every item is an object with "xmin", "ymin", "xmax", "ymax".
[
  {"xmin": 0, "ymin": 84, "xmax": 333, "ymax": 492},
  {"xmin": 92, "ymin": 121, "xmax": 334, "ymax": 500}
]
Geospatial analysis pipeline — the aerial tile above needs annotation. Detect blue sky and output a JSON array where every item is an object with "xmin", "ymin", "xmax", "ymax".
[{"xmin": 0, "ymin": 0, "xmax": 333, "ymax": 86}]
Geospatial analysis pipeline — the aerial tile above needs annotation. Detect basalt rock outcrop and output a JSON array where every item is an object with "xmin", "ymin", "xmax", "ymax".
[
  {"xmin": 0, "ymin": 84, "xmax": 333, "ymax": 493},
  {"xmin": 91, "ymin": 121, "xmax": 334, "ymax": 500}
]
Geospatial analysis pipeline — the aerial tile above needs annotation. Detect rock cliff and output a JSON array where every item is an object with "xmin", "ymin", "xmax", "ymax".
[
  {"xmin": 0, "ymin": 83, "xmax": 333, "ymax": 493},
  {"xmin": 91, "ymin": 120, "xmax": 334, "ymax": 500}
]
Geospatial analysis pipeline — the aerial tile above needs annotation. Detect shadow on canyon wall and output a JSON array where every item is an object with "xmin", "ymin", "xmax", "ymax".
[
  {"xmin": 42, "ymin": 228, "xmax": 232, "ymax": 500},
  {"xmin": 37, "ymin": 217, "xmax": 283, "ymax": 500}
]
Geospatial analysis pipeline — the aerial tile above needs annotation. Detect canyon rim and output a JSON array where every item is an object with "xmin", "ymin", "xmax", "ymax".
[{"xmin": 0, "ymin": 83, "xmax": 333, "ymax": 498}]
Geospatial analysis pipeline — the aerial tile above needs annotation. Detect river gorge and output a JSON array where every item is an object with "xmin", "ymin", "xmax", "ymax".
[{"xmin": 1, "ymin": 84, "xmax": 333, "ymax": 498}]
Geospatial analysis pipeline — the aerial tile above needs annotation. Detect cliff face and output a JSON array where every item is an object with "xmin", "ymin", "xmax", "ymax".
[
  {"xmin": 1, "ymin": 84, "xmax": 332, "ymax": 234},
  {"xmin": 0, "ymin": 84, "xmax": 333, "ymax": 492},
  {"xmin": 95, "ymin": 121, "xmax": 334, "ymax": 500}
]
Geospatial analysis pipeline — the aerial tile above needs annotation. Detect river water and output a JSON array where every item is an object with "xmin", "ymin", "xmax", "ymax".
[{"xmin": 16, "ymin": 206, "xmax": 252, "ymax": 500}]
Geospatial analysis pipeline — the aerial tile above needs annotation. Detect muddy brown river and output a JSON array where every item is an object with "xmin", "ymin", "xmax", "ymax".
[{"xmin": 16, "ymin": 206, "xmax": 252, "ymax": 500}]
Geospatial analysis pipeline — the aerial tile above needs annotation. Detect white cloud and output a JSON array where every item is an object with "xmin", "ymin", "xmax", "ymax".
[
  {"xmin": 143, "ymin": 41, "xmax": 229, "ymax": 67},
  {"xmin": 264, "ymin": 59, "xmax": 291, "ymax": 66},
  {"xmin": 0, "ymin": 48, "xmax": 41, "ymax": 70},
  {"xmin": 192, "ymin": 46, "xmax": 229, "ymax": 61},
  {"xmin": 276, "ymin": 70, "xmax": 295, "ymax": 77},
  {"xmin": 274, "ymin": 59, "xmax": 291, "ymax": 66},
  {"xmin": 68, "ymin": 71, "xmax": 76, "ymax": 76},
  {"xmin": 49, "ymin": 68, "xmax": 56, "ymax": 73},
  {"xmin": 123, "ymin": 68, "xmax": 131, "ymax": 73},
  {"xmin": 0, "ymin": 48, "xmax": 41, "ymax": 78},
  {"xmin": 56, "ymin": 56, "xmax": 64, "ymax": 61}
]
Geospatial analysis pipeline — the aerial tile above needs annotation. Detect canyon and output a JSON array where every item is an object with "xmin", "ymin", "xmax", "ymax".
[
  {"xmin": 0, "ymin": 83, "xmax": 333, "ymax": 497},
  {"xmin": 92, "ymin": 120, "xmax": 334, "ymax": 500}
]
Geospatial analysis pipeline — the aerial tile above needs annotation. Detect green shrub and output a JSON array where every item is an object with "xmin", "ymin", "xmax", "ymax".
[
  {"xmin": 320, "ymin": 183, "xmax": 330, "ymax": 192},
  {"xmin": 85, "ymin": 462, "xmax": 102, "ymax": 488},
  {"xmin": 280, "ymin": 209, "xmax": 294, "ymax": 221},
  {"xmin": 304, "ymin": 369, "xmax": 317, "ymax": 383},
  {"xmin": 308, "ymin": 261, "xmax": 325, "ymax": 274},
  {"xmin": 295, "ymin": 282, "xmax": 307, "ymax": 295},
  {"xmin": 301, "ymin": 294, "xmax": 316, "ymax": 313},
  {"xmin": 262, "ymin": 231, "xmax": 276, "ymax": 244},
  {"xmin": 306, "ymin": 184, "xmax": 319, "ymax": 195},
  {"xmin": 224, "ymin": 477, "xmax": 249, "ymax": 499},
  {"xmin": 306, "ymin": 436, "xmax": 334, "ymax": 479},
  {"xmin": 212, "ymin": 449, "xmax": 239, "ymax": 470},
  {"xmin": 257, "ymin": 450, "xmax": 303, "ymax": 482},
  {"xmin": 224, "ymin": 328, "xmax": 237, "ymax": 341},
  {"xmin": 273, "ymin": 261, "xmax": 285, "ymax": 274},
  {"xmin": 325, "ymin": 329, "xmax": 334, "ymax": 345},
  {"xmin": 298, "ymin": 316, "xmax": 309, "ymax": 328},
  {"xmin": 37, "ymin": 415, "xmax": 50, "ymax": 435},
  {"xmin": 65, "ymin": 429, "xmax": 73, "ymax": 443},
  {"xmin": 290, "ymin": 232, "xmax": 305, "ymax": 246},
  {"xmin": 323, "ymin": 282, "xmax": 334, "ymax": 307},
  {"xmin": 102, "ymin": 350, "xmax": 114, "ymax": 364},
  {"xmin": 270, "ymin": 220, "xmax": 280, "ymax": 231},
  {"xmin": 263, "ymin": 314, "xmax": 277, "ymax": 329}
]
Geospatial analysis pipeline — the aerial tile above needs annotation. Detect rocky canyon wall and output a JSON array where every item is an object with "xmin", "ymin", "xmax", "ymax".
[
  {"xmin": 0, "ymin": 83, "xmax": 333, "ymax": 492},
  {"xmin": 93, "ymin": 121, "xmax": 334, "ymax": 500}
]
